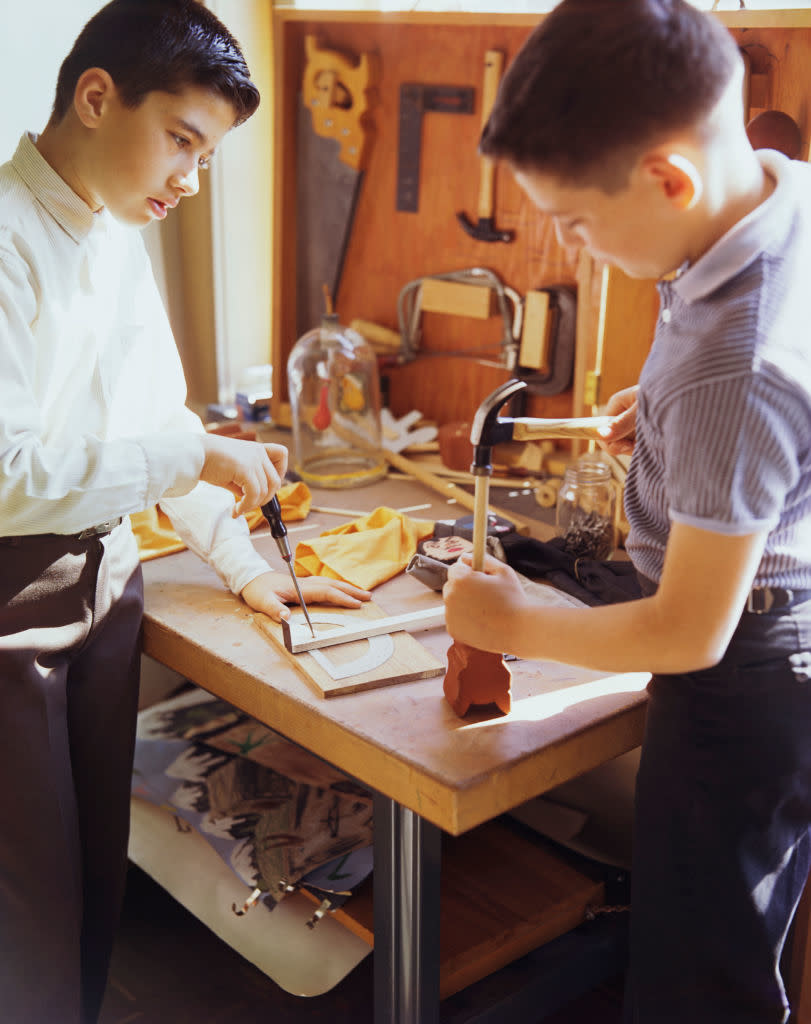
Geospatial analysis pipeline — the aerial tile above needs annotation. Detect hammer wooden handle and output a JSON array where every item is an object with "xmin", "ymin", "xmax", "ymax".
[
  {"xmin": 511, "ymin": 415, "xmax": 616, "ymax": 441},
  {"xmin": 478, "ymin": 50, "xmax": 504, "ymax": 219}
]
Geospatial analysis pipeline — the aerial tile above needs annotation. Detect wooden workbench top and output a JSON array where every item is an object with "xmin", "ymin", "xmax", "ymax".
[{"xmin": 141, "ymin": 476, "xmax": 648, "ymax": 835}]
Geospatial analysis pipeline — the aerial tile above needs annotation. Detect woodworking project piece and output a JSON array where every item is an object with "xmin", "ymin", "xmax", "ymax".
[
  {"xmin": 282, "ymin": 605, "xmax": 445, "ymax": 654},
  {"xmin": 443, "ymin": 470, "xmax": 513, "ymax": 717},
  {"xmin": 443, "ymin": 642, "xmax": 512, "ymax": 717},
  {"xmin": 255, "ymin": 601, "xmax": 444, "ymax": 698}
]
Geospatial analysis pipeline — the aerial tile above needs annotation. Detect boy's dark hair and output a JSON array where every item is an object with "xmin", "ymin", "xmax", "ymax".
[
  {"xmin": 53, "ymin": 0, "xmax": 259, "ymax": 126},
  {"xmin": 481, "ymin": 0, "xmax": 741, "ymax": 191}
]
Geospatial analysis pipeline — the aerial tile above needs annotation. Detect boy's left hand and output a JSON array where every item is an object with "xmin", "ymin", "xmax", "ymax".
[
  {"xmin": 443, "ymin": 553, "xmax": 530, "ymax": 654},
  {"xmin": 240, "ymin": 572, "xmax": 371, "ymax": 622}
]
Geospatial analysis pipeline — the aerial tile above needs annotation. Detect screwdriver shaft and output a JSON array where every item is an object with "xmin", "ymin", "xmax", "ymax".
[{"xmin": 261, "ymin": 496, "xmax": 316, "ymax": 637}]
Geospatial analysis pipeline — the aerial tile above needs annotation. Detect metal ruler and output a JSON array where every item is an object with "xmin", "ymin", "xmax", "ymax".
[{"xmin": 396, "ymin": 83, "xmax": 475, "ymax": 213}]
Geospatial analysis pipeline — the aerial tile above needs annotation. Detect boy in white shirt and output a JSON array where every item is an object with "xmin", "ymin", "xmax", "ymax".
[{"xmin": 0, "ymin": 2, "xmax": 367, "ymax": 1019}]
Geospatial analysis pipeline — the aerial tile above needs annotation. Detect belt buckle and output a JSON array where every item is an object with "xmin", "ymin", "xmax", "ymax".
[
  {"xmin": 76, "ymin": 517, "xmax": 122, "ymax": 540},
  {"xmin": 746, "ymin": 586, "xmax": 792, "ymax": 614}
]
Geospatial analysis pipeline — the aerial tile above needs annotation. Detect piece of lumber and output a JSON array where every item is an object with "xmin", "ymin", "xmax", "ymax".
[
  {"xmin": 305, "ymin": 817, "xmax": 604, "ymax": 1000},
  {"xmin": 281, "ymin": 604, "xmax": 445, "ymax": 653},
  {"xmin": 381, "ymin": 448, "xmax": 534, "ymax": 534},
  {"xmin": 519, "ymin": 289, "xmax": 553, "ymax": 373},
  {"xmin": 254, "ymin": 600, "xmax": 444, "ymax": 698},
  {"xmin": 420, "ymin": 278, "xmax": 496, "ymax": 319}
]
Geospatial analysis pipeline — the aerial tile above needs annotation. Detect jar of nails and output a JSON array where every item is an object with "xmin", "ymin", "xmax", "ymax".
[{"xmin": 556, "ymin": 453, "xmax": 617, "ymax": 560}]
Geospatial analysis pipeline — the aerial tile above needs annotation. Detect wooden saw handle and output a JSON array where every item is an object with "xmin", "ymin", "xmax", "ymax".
[{"xmin": 302, "ymin": 35, "xmax": 377, "ymax": 171}]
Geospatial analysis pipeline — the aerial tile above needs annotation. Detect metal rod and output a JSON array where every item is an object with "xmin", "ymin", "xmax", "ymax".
[{"xmin": 373, "ymin": 793, "xmax": 441, "ymax": 1024}]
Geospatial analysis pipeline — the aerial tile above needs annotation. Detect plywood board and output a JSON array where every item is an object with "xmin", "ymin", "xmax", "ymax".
[
  {"xmin": 255, "ymin": 601, "xmax": 444, "ymax": 698},
  {"xmin": 303, "ymin": 817, "xmax": 604, "ymax": 999}
]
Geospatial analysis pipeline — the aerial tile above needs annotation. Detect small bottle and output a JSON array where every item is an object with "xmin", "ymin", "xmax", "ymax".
[
  {"xmin": 287, "ymin": 314, "xmax": 386, "ymax": 488},
  {"xmin": 556, "ymin": 453, "xmax": 617, "ymax": 560}
]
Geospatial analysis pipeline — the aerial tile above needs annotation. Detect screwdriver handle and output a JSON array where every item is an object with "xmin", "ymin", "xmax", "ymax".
[
  {"xmin": 261, "ymin": 495, "xmax": 293, "ymax": 561},
  {"xmin": 261, "ymin": 495, "xmax": 287, "ymax": 542}
]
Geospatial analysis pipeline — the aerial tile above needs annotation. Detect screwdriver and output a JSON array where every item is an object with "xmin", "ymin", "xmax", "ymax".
[{"xmin": 260, "ymin": 495, "xmax": 316, "ymax": 637}]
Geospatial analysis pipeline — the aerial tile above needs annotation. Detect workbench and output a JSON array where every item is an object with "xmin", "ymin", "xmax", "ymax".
[{"xmin": 140, "ymin": 474, "xmax": 650, "ymax": 1023}]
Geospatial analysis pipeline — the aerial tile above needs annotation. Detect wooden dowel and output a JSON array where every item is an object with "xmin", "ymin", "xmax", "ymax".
[{"xmin": 472, "ymin": 475, "xmax": 490, "ymax": 572}]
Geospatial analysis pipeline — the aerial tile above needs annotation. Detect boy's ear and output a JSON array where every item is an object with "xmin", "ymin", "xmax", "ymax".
[
  {"xmin": 73, "ymin": 68, "xmax": 118, "ymax": 129},
  {"xmin": 641, "ymin": 151, "xmax": 703, "ymax": 211}
]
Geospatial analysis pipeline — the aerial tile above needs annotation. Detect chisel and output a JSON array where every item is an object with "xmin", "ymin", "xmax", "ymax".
[{"xmin": 260, "ymin": 495, "xmax": 316, "ymax": 637}]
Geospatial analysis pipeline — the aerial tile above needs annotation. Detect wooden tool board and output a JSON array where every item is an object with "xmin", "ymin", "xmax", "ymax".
[{"xmin": 255, "ymin": 600, "xmax": 444, "ymax": 698}]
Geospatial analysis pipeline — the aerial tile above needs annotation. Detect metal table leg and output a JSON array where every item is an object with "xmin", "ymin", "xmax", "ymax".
[{"xmin": 373, "ymin": 792, "xmax": 442, "ymax": 1024}]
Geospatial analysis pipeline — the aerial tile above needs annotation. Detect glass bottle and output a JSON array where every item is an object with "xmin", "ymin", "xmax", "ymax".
[
  {"xmin": 287, "ymin": 314, "xmax": 386, "ymax": 488},
  {"xmin": 556, "ymin": 453, "xmax": 617, "ymax": 560}
]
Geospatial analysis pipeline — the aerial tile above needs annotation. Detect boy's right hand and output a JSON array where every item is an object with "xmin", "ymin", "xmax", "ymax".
[
  {"xmin": 598, "ymin": 385, "xmax": 639, "ymax": 456},
  {"xmin": 199, "ymin": 434, "xmax": 289, "ymax": 516}
]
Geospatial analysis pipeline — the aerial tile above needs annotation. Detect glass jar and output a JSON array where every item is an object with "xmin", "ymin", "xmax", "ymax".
[
  {"xmin": 556, "ymin": 453, "xmax": 617, "ymax": 560},
  {"xmin": 287, "ymin": 314, "xmax": 386, "ymax": 488}
]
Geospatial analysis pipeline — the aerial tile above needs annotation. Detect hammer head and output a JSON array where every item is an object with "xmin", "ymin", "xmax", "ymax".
[
  {"xmin": 456, "ymin": 212, "xmax": 513, "ymax": 244},
  {"xmin": 469, "ymin": 378, "xmax": 527, "ymax": 472}
]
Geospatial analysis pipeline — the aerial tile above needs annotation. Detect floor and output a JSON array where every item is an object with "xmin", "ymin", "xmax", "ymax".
[{"xmin": 99, "ymin": 863, "xmax": 625, "ymax": 1024}]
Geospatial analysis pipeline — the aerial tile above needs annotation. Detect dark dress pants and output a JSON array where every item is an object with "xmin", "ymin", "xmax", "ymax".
[
  {"xmin": 625, "ymin": 594, "xmax": 811, "ymax": 1023},
  {"xmin": 0, "ymin": 525, "xmax": 143, "ymax": 1024}
]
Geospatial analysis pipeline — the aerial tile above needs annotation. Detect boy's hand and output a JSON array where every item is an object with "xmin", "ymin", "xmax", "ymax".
[
  {"xmin": 240, "ymin": 572, "xmax": 371, "ymax": 622},
  {"xmin": 443, "ymin": 553, "xmax": 530, "ymax": 654},
  {"xmin": 200, "ymin": 435, "xmax": 288, "ymax": 516},
  {"xmin": 597, "ymin": 385, "xmax": 638, "ymax": 455}
]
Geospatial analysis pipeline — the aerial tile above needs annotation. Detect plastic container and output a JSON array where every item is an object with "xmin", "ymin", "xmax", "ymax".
[
  {"xmin": 556, "ymin": 453, "xmax": 617, "ymax": 560},
  {"xmin": 287, "ymin": 314, "xmax": 386, "ymax": 488}
]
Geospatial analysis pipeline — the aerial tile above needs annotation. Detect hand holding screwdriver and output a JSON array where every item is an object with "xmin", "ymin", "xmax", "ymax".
[{"xmin": 260, "ymin": 495, "xmax": 316, "ymax": 637}]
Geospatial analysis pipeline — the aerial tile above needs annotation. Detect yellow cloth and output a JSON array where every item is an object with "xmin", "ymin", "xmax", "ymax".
[
  {"xmin": 131, "ymin": 481, "xmax": 312, "ymax": 562},
  {"xmin": 294, "ymin": 506, "xmax": 434, "ymax": 590}
]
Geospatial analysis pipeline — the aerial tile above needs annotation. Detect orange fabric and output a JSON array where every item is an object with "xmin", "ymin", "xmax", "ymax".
[
  {"xmin": 131, "ymin": 481, "xmax": 312, "ymax": 562},
  {"xmin": 294, "ymin": 506, "xmax": 434, "ymax": 590}
]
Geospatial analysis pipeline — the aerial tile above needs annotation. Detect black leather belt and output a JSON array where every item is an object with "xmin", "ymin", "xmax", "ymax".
[{"xmin": 745, "ymin": 586, "xmax": 811, "ymax": 614}]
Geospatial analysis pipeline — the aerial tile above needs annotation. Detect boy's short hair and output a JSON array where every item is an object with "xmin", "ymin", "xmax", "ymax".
[
  {"xmin": 481, "ymin": 0, "xmax": 741, "ymax": 191},
  {"xmin": 53, "ymin": 0, "xmax": 259, "ymax": 126}
]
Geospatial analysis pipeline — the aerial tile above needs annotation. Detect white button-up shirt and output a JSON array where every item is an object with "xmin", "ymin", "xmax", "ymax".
[{"xmin": 0, "ymin": 133, "xmax": 270, "ymax": 594}]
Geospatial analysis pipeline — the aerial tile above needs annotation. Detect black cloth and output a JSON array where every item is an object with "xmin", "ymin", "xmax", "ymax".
[
  {"xmin": 0, "ymin": 527, "xmax": 143, "ymax": 1024},
  {"xmin": 500, "ymin": 534, "xmax": 642, "ymax": 606}
]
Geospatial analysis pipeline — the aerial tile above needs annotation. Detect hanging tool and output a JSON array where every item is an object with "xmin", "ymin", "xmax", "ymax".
[
  {"xmin": 396, "ymin": 83, "xmax": 475, "ymax": 213},
  {"xmin": 296, "ymin": 36, "xmax": 378, "ymax": 336},
  {"xmin": 396, "ymin": 267, "xmax": 521, "ymax": 367},
  {"xmin": 457, "ymin": 50, "xmax": 513, "ymax": 243},
  {"xmin": 261, "ymin": 495, "xmax": 316, "ymax": 637}
]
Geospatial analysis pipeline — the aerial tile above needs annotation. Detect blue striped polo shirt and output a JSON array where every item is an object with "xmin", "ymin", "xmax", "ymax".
[{"xmin": 624, "ymin": 150, "xmax": 811, "ymax": 588}]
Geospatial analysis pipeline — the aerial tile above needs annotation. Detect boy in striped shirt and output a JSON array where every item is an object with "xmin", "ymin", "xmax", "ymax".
[{"xmin": 443, "ymin": 1, "xmax": 811, "ymax": 1021}]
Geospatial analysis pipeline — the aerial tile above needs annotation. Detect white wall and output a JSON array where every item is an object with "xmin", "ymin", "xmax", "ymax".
[
  {"xmin": 1, "ymin": 0, "xmax": 272, "ymax": 412},
  {"xmin": 2, "ymin": 3, "xmax": 102, "ymax": 158}
]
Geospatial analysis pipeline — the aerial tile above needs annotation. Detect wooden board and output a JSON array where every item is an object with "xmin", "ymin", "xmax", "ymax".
[
  {"xmin": 255, "ymin": 600, "xmax": 444, "ymax": 698},
  {"xmin": 304, "ymin": 817, "xmax": 605, "ymax": 999}
]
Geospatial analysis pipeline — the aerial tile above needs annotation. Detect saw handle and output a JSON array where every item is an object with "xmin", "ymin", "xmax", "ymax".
[{"xmin": 302, "ymin": 35, "xmax": 376, "ymax": 171}]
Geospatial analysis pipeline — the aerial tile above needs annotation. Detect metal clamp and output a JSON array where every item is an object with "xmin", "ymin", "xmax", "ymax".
[{"xmin": 396, "ymin": 267, "xmax": 521, "ymax": 368}]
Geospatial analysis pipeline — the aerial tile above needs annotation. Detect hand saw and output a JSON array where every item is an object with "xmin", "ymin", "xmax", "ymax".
[{"xmin": 296, "ymin": 36, "xmax": 378, "ymax": 336}]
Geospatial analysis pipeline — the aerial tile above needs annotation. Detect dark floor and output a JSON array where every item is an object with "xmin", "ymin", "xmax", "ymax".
[{"xmin": 99, "ymin": 864, "xmax": 625, "ymax": 1024}]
